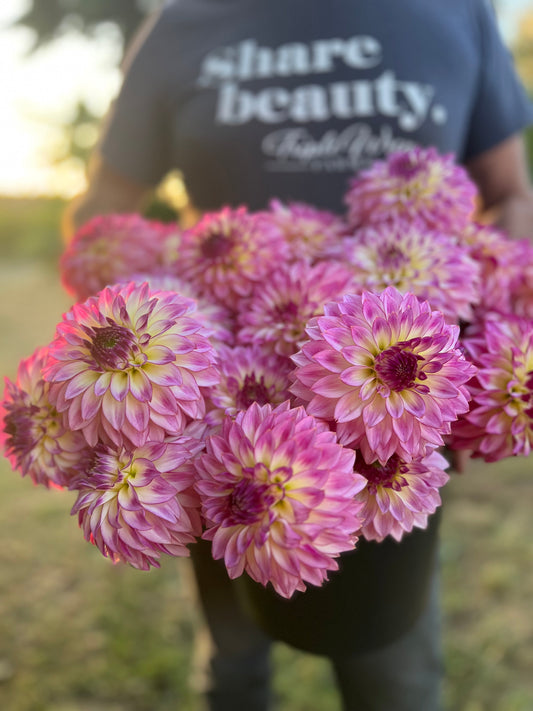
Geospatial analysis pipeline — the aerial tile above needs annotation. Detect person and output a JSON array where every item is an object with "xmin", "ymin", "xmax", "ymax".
[{"xmin": 63, "ymin": 1, "xmax": 533, "ymax": 709}]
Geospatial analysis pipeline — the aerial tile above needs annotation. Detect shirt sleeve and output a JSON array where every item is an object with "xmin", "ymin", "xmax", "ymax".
[
  {"xmin": 98, "ymin": 6, "xmax": 176, "ymax": 186},
  {"xmin": 463, "ymin": 0, "xmax": 533, "ymax": 160}
]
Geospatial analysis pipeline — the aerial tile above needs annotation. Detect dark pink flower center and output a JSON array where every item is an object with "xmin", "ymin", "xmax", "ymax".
[
  {"xmin": 235, "ymin": 374, "xmax": 271, "ymax": 410},
  {"xmin": 380, "ymin": 245, "xmax": 408, "ymax": 269},
  {"xmin": 274, "ymin": 300, "xmax": 299, "ymax": 320},
  {"xmin": 4, "ymin": 403, "xmax": 40, "ymax": 457},
  {"xmin": 389, "ymin": 153, "xmax": 423, "ymax": 180},
  {"xmin": 357, "ymin": 454, "xmax": 408, "ymax": 492},
  {"xmin": 201, "ymin": 232, "xmax": 232, "ymax": 260},
  {"xmin": 375, "ymin": 344, "xmax": 422, "ymax": 391},
  {"xmin": 89, "ymin": 325, "xmax": 135, "ymax": 369},
  {"xmin": 227, "ymin": 464, "xmax": 285, "ymax": 525}
]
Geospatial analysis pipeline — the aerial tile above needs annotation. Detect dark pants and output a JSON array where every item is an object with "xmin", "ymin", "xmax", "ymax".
[{"xmin": 189, "ymin": 539, "xmax": 443, "ymax": 711}]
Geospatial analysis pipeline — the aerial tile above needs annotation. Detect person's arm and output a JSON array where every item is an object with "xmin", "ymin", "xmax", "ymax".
[
  {"xmin": 62, "ymin": 155, "xmax": 152, "ymax": 242},
  {"xmin": 466, "ymin": 133, "xmax": 533, "ymax": 241}
]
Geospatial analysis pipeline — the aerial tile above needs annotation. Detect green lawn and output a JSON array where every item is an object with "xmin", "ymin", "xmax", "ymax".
[{"xmin": 1, "ymin": 199, "xmax": 532, "ymax": 711}]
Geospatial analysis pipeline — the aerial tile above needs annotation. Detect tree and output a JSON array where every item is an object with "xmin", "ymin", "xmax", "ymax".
[
  {"xmin": 14, "ymin": 0, "xmax": 162, "ymax": 52},
  {"xmin": 13, "ymin": 0, "xmax": 164, "ymax": 171}
]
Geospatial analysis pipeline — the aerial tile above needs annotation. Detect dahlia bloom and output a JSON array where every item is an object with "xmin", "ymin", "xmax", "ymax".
[
  {"xmin": 60, "ymin": 213, "xmax": 174, "ymax": 301},
  {"xmin": 43, "ymin": 282, "xmax": 219, "ymax": 448},
  {"xmin": 260, "ymin": 199, "xmax": 348, "ymax": 262},
  {"xmin": 344, "ymin": 147, "xmax": 477, "ymax": 231},
  {"xmin": 450, "ymin": 316, "xmax": 533, "ymax": 461},
  {"xmin": 508, "ymin": 257, "xmax": 533, "ymax": 321},
  {"xmin": 1, "ymin": 347, "xmax": 90, "ymax": 488},
  {"xmin": 291, "ymin": 287, "xmax": 476, "ymax": 464},
  {"xmin": 71, "ymin": 436, "xmax": 204, "ymax": 570},
  {"xmin": 462, "ymin": 222, "xmax": 532, "ymax": 317},
  {"xmin": 354, "ymin": 449, "xmax": 449, "ymax": 542},
  {"xmin": 205, "ymin": 344, "xmax": 293, "ymax": 424},
  {"xmin": 237, "ymin": 259, "xmax": 358, "ymax": 356},
  {"xmin": 195, "ymin": 402, "xmax": 366, "ymax": 598},
  {"xmin": 176, "ymin": 207, "xmax": 288, "ymax": 309},
  {"xmin": 341, "ymin": 219, "xmax": 480, "ymax": 322},
  {"xmin": 127, "ymin": 273, "xmax": 235, "ymax": 346}
]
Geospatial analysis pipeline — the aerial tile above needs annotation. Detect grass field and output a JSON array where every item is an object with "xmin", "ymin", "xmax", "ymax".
[{"xmin": 1, "ymin": 199, "xmax": 532, "ymax": 711}]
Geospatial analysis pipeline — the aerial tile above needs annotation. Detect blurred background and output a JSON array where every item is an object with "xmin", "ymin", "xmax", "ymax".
[{"xmin": 0, "ymin": 1, "xmax": 532, "ymax": 710}]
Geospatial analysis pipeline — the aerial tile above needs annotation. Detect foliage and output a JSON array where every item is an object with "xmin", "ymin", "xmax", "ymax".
[
  {"xmin": 14, "ymin": 0, "xmax": 163, "ymax": 51},
  {"xmin": 12, "ymin": 1, "xmax": 165, "ymax": 172}
]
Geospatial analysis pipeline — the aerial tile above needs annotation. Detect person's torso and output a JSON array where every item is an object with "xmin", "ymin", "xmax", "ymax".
[{"xmin": 161, "ymin": 0, "xmax": 481, "ymax": 211}]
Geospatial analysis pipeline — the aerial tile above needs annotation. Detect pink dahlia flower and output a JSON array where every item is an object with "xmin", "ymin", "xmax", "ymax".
[
  {"xmin": 60, "ymin": 213, "xmax": 175, "ymax": 301},
  {"xmin": 341, "ymin": 219, "xmax": 480, "ymax": 322},
  {"xmin": 237, "ymin": 260, "xmax": 358, "ymax": 356},
  {"xmin": 71, "ymin": 436, "xmax": 204, "ymax": 570},
  {"xmin": 127, "ymin": 273, "xmax": 235, "ymax": 346},
  {"xmin": 205, "ymin": 344, "xmax": 293, "ymax": 424},
  {"xmin": 291, "ymin": 287, "xmax": 476, "ymax": 464},
  {"xmin": 176, "ymin": 207, "xmax": 288, "ymax": 310},
  {"xmin": 450, "ymin": 316, "xmax": 533, "ymax": 461},
  {"xmin": 195, "ymin": 402, "xmax": 366, "ymax": 598},
  {"xmin": 462, "ymin": 222, "xmax": 532, "ymax": 317},
  {"xmin": 260, "ymin": 199, "xmax": 348, "ymax": 262},
  {"xmin": 354, "ymin": 449, "xmax": 449, "ymax": 542},
  {"xmin": 508, "ymin": 254, "xmax": 533, "ymax": 321},
  {"xmin": 1, "ymin": 347, "xmax": 90, "ymax": 488},
  {"xmin": 344, "ymin": 147, "xmax": 477, "ymax": 231},
  {"xmin": 43, "ymin": 282, "xmax": 219, "ymax": 448}
]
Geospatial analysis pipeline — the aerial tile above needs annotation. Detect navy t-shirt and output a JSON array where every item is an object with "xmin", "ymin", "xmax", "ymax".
[{"xmin": 100, "ymin": 0, "xmax": 533, "ymax": 213}]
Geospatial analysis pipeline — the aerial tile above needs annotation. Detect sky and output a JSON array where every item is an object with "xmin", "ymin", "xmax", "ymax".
[{"xmin": 0, "ymin": 0, "xmax": 530, "ymax": 198}]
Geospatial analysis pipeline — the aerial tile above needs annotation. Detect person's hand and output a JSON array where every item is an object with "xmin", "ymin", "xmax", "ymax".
[
  {"xmin": 467, "ymin": 133, "xmax": 533, "ymax": 243},
  {"xmin": 492, "ymin": 190, "xmax": 533, "ymax": 242}
]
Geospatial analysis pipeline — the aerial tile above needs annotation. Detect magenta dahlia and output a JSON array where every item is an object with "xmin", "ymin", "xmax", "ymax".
[
  {"xmin": 127, "ymin": 273, "xmax": 236, "ymax": 346},
  {"xmin": 260, "ymin": 199, "xmax": 348, "ymax": 262},
  {"xmin": 508, "ymin": 257, "xmax": 533, "ymax": 321},
  {"xmin": 71, "ymin": 436, "xmax": 204, "ymax": 569},
  {"xmin": 344, "ymin": 147, "xmax": 478, "ymax": 231},
  {"xmin": 205, "ymin": 344, "xmax": 293, "ymax": 424},
  {"xmin": 43, "ymin": 282, "xmax": 219, "ymax": 448},
  {"xmin": 237, "ymin": 259, "xmax": 358, "ymax": 356},
  {"xmin": 291, "ymin": 287, "xmax": 476, "ymax": 464},
  {"xmin": 1, "ymin": 347, "xmax": 90, "ymax": 488},
  {"xmin": 462, "ymin": 222, "xmax": 533, "ymax": 317},
  {"xmin": 195, "ymin": 402, "xmax": 366, "ymax": 598},
  {"xmin": 450, "ymin": 315, "xmax": 533, "ymax": 461},
  {"xmin": 175, "ymin": 207, "xmax": 288, "ymax": 309},
  {"xmin": 342, "ymin": 218, "xmax": 480, "ymax": 322},
  {"xmin": 354, "ymin": 449, "xmax": 449, "ymax": 542},
  {"xmin": 60, "ymin": 213, "xmax": 175, "ymax": 301}
]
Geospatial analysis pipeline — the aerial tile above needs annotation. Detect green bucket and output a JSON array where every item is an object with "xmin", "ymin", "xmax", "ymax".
[{"xmin": 236, "ymin": 510, "xmax": 441, "ymax": 656}]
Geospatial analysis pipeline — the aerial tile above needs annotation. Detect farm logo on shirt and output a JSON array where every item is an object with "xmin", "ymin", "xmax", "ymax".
[{"xmin": 196, "ymin": 36, "xmax": 448, "ymax": 174}]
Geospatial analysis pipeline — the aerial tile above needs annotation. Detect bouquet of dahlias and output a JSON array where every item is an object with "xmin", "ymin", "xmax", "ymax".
[{"xmin": 3, "ymin": 148, "xmax": 533, "ymax": 599}]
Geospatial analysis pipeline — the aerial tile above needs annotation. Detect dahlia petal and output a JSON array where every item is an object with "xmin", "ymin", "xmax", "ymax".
[
  {"xmin": 94, "ymin": 371, "xmax": 112, "ymax": 396},
  {"xmin": 128, "ymin": 368, "xmax": 153, "ymax": 402},
  {"xmin": 401, "ymin": 390, "xmax": 426, "ymax": 418},
  {"xmin": 101, "ymin": 390, "xmax": 125, "ymax": 430},
  {"xmin": 124, "ymin": 394, "xmax": 149, "ymax": 432},
  {"xmin": 109, "ymin": 371, "xmax": 129, "ymax": 402},
  {"xmin": 64, "ymin": 370, "xmax": 99, "ymax": 399},
  {"xmin": 79, "ymin": 386, "xmax": 102, "ymax": 424}
]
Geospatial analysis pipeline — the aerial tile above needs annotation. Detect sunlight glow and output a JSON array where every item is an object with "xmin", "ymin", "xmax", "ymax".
[{"xmin": 0, "ymin": 2, "xmax": 121, "ymax": 197}]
